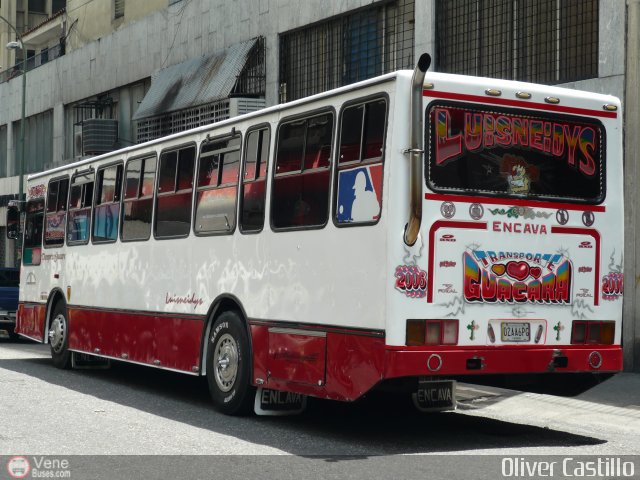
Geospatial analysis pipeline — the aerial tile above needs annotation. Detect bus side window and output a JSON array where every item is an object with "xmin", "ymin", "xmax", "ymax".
[
  {"xmin": 67, "ymin": 172, "xmax": 94, "ymax": 245},
  {"xmin": 23, "ymin": 198, "xmax": 45, "ymax": 265},
  {"xmin": 122, "ymin": 156, "xmax": 156, "ymax": 242},
  {"xmin": 240, "ymin": 127, "xmax": 269, "ymax": 233},
  {"xmin": 271, "ymin": 112, "xmax": 333, "ymax": 229},
  {"xmin": 93, "ymin": 164, "xmax": 123, "ymax": 243},
  {"xmin": 335, "ymin": 98, "xmax": 387, "ymax": 225},
  {"xmin": 194, "ymin": 134, "xmax": 241, "ymax": 234},
  {"xmin": 155, "ymin": 145, "xmax": 195, "ymax": 239},
  {"xmin": 44, "ymin": 177, "xmax": 69, "ymax": 247}
]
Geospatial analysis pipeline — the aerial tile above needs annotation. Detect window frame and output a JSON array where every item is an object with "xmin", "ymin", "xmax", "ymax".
[
  {"xmin": 425, "ymin": 100, "xmax": 607, "ymax": 205},
  {"xmin": 43, "ymin": 175, "xmax": 70, "ymax": 249},
  {"xmin": 332, "ymin": 94, "xmax": 389, "ymax": 229},
  {"xmin": 153, "ymin": 142, "xmax": 197, "ymax": 241},
  {"xmin": 193, "ymin": 131, "xmax": 243, "ymax": 237},
  {"xmin": 270, "ymin": 107, "xmax": 336, "ymax": 233},
  {"xmin": 92, "ymin": 160, "xmax": 124, "ymax": 245},
  {"xmin": 66, "ymin": 169, "xmax": 95, "ymax": 247},
  {"xmin": 120, "ymin": 152, "xmax": 158, "ymax": 243},
  {"xmin": 22, "ymin": 197, "xmax": 45, "ymax": 266},
  {"xmin": 239, "ymin": 123, "xmax": 271, "ymax": 235}
]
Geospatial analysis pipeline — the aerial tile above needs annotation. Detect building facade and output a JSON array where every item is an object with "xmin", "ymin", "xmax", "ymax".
[{"xmin": 0, "ymin": 0, "xmax": 637, "ymax": 371}]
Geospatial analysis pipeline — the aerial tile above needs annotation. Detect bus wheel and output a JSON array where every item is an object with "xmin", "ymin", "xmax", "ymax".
[
  {"xmin": 206, "ymin": 311, "xmax": 254, "ymax": 415},
  {"xmin": 49, "ymin": 303, "xmax": 71, "ymax": 369}
]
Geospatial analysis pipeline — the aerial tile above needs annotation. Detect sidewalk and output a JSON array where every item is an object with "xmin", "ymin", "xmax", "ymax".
[{"xmin": 456, "ymin": 373, "xmax": 640, "ymax": 454}]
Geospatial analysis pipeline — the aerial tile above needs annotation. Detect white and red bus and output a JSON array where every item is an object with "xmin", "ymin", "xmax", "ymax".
[{"xmin": 8, "ymin": 54, "xmax": 623, "ymax": 414}]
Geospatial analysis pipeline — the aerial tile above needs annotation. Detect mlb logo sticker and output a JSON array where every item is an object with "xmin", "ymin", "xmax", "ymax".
[{"xmin": 336, "ymin": 164, "xmax": 382, "ymax": 223}]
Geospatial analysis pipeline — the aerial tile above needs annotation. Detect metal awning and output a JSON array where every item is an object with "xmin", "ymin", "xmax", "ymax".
[{"xmin": 132, "ymin": 38, "xmax": 258, "ymax": 121}]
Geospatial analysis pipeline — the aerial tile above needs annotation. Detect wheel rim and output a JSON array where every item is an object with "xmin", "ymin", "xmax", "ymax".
[
  {"xmin": 213, "ymin": 333, "xmax": 239, "ymax": 393},
  {"xmin": 49, "ymin": 314, "xmax": 67, "ymax": 354}
]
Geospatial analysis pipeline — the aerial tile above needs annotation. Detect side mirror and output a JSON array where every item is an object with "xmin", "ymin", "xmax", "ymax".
[{"xmin": 6, "ymin": 204, "xmax": 20, "ymax": 240}]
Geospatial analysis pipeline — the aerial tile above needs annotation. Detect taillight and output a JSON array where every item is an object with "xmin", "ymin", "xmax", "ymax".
[
  {"xmin": 406, "ymin": 320, "xmax": 459, "ymax": 346},
  {"xmin": 571, "ymin": 321, "xmax": 615, "ymax": 345}
]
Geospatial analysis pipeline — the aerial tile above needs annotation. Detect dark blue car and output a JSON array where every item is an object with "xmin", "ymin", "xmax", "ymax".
[{"xmin": 0, "ymin": 268, "xmax": 19, "ymax": 340}]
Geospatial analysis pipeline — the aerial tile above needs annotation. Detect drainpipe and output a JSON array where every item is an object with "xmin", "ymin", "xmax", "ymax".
[{"xmin": 404, "ymin": 53, "xmax": 431, "ymax": 246}]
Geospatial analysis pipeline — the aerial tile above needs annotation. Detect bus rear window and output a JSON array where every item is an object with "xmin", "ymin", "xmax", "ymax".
[{"xmin": 427, "ymin": 102, "xmax": 605, "ymax": 203}]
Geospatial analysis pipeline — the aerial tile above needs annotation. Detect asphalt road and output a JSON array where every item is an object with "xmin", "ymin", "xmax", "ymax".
[{"xmin": 1, "ymin": 338, "xmax": 639, "ymax": 479}]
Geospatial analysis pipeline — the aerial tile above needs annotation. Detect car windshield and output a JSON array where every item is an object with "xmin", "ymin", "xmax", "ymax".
[{"xmin": 0, "ymin": 269, "xmax": 19, "ymax": 287}]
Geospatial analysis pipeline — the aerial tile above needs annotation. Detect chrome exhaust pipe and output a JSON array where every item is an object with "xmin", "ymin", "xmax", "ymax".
[{"xmin": 404, "ymin": 53, "xmax": 431, "ymax": 246}]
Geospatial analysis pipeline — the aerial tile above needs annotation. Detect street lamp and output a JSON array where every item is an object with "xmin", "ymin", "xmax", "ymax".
[{"xmin": 0, "ymin": 15, "xmax": 27, "ymax": 205}]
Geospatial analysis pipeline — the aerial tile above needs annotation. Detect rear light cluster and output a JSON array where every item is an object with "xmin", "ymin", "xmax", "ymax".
[
  {"xmin": 406, "ymin": 319, "xmax": 459, "ymax": 346},
  {"xmin": 571, "ymin": 321, "xmax": 615, "ymax": 345}
]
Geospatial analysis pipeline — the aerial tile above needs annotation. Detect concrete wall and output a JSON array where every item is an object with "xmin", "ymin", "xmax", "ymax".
[
  {"xmin": 66, "ymin": 0, "xmax": 167, "ymax": 53},
  {"xmin": 625, "ymin": 0, "xmax": 640, "ymax": 372},
  {"xmin": 0, "ymin": 0, "xmax": 414, "ymax": 164}
]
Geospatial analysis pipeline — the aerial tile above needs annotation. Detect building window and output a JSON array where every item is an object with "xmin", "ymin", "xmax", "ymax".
[
  {"xmin": 28, "ymin": 0, "xmax": 46, "ymax": 13},
  {"xmin": 93, "ymin": 164, "xmax": 123, "ymax": 243},
  {"xmin": 44, "ymin": 177, "xmax": 69, "ymax": 248},
  {"xmin": 279, "ymin": 0, "xmax": 415, "ymax": 103},
  {"xmin": 53, "ymin": 0, "xmax": 66, "ymax": 15},
  {"xmin": 271, "ymin": 112, "xmax": 333, "ymax": 229},
  {"xmin": 240, "ymin": 127, "xmax": 270, "ymax": 233},
  {"xmin": 122, "ymin": 156, "xmax": 156, "ymax": 242},
  {"xmin": 13, "ymin": 110, "xmax": 53, "ymax": 174},
  {"xmin": 155, "ymin": 145, "xmax": 195, "ymax": 238},
  {"xmin": 67, "ymin": 172, "xmax": 94, "ymax": 245},
  {"xmin": 114, "ymin": 0, "xmax": 124, "ymax": 19},
  {"xmin": 194, "ymin": 134, "xmax": 241, "ymax": 235},
  {"xmin": 435, "ymin": 0, "xmax": 598, "ymax": 84},
  {"xmin": 0, "ymin": 125, "xmax": 7, "ymax": 178}
]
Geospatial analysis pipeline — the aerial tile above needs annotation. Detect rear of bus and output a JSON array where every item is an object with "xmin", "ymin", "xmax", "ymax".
[{"xmin": 384, "ymin": 65, "xmax": 623, "ymax": 408}]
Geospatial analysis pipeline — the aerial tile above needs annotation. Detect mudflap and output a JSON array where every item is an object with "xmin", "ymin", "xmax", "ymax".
[
  {"xmin": 71, "ymin": 352, "xmax": 111, "ymax": 369},
  {"xmin": 412, "ymin": 379, "xmax": 457, "ymax": 412},
  {"xmin": 254, "ymin": 388, "xmax": 307, "ymax": 416}
]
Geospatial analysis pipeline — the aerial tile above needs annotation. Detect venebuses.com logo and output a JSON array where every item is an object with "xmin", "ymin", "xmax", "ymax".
[{"xmin": 6, "ymin": 456, "xmax": 71, "ymax": 478}]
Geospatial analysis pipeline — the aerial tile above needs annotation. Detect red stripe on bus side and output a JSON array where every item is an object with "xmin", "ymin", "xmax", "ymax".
[
  {"xmin": 427, "ymin": 220, "xmax": 488, "ymax": 303},
  {"xmin": 424, "ymin": 90, "xmax": 618, "ymax": 119},
  {"xmin": 68, "ymin": 307, "xmax": 204, "ymax": 373},
  {"xmin": 425, "ymin": 193, "xmax": 606, "ymax": 213}
]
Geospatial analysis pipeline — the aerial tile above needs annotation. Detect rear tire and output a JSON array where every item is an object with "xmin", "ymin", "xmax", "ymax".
[
  {"xmin": 206, "ymin": 311, "xmax": 254, "ymax": 415},
  {"xmin": 49, "ymin": 302, "xmax": 71, "ymax": 369}
]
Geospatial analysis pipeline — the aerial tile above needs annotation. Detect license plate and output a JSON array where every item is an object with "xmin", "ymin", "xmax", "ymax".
[
  {"xmin": 254, "ymin": 388, "xmax": 307, "ymax": 416},
  {"xmin": 501, "ymin": 322, "xmax": 530, "ymax": 342},
  {"xmin": 412, "ymin": 380, "xmax": 457, "ymax": 412}
]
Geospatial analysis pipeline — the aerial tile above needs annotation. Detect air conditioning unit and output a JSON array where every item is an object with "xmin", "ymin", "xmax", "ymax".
[
  {"xmin": 229, "ymin": 97, "xmax": 266, "ymax": 117},
  {"xmin": 82, "ymin": 119, "xmax": 118, "ymax": 155}
]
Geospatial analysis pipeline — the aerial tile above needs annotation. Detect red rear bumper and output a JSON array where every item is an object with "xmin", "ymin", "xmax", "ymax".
[{"xmin": 384, "ymin": 345, "xmax": 623, "ymax": 378}]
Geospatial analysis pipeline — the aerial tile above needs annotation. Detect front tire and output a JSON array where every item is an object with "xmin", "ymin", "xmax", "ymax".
[
  {"xmin": 49, "ymin": 302, "xmax": 71, "ymax": 369},
  {"xmin": 206, "ymin": 311, "xmax": 254, "ymax": 415}
]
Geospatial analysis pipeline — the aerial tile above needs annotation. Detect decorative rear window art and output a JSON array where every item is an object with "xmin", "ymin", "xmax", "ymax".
[{"xmin": 427, "ymin": 102, "xmax": 605, "ymax": 203}]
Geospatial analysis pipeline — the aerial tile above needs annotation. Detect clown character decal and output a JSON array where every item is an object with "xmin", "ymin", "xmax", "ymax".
[{"xmin": 501, "ymin": 154, "xmax": 539, "ymax": 195}]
